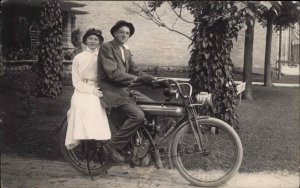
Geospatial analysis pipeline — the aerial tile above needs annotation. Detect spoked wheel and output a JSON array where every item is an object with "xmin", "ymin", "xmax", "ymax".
[
  {"xmin": 58, "ymin": 118, "xmax": 114, "ymax": 176},
  {"xmin": 171, "ymin": 117, "xmax": 243, "ymax": 187}
]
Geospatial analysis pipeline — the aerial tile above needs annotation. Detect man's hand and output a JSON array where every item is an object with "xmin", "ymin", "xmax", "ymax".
[
  {"xmin": 136, "ymin": 76, "xmax": 155, "ymax": 86},
  {"xmin": 93, "ymin": 87, "xmax": 103, "ymax": 97}
]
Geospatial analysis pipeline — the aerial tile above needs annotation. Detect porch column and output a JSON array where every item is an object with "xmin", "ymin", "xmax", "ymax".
[{"xmin": 62, "ymin": 12, "xmax": 73, "ymax": 49}]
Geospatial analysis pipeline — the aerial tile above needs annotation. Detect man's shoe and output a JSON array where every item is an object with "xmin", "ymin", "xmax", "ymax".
[{"xmin": 104, "ymin": 142, "xmax": 125, "ymax": 163}]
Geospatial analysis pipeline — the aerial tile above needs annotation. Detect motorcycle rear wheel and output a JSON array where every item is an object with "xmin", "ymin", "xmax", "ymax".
[
  {"xmin": 59, "ymin": 118, "xmax": 114, "ymax": 176},
  {"xmin": 171, "ymin": 117, "xmax": 243, "ymax": 187}
]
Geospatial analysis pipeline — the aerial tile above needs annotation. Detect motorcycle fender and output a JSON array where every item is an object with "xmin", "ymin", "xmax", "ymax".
[{"xmin": 167, "ymin": 116, "xmax": 209, "ymax": 169}]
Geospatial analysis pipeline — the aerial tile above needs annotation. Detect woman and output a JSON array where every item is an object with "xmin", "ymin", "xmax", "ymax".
[{"xmin": 65, "ymin": 28, "xmax": 111, "ymax": 150}]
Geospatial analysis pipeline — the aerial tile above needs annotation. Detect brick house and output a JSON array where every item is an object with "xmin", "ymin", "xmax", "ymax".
[
  {"xmin": 1, "ymin": 1, "xmax": 298, "ymax": 75},
  {"xmin": 74, "ymin": 1, "xmax": 299, "ymax": 74}
]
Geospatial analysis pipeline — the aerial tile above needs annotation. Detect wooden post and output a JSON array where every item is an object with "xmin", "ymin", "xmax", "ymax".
[
  {"xmin": 278, "ymin": 26, "xmax": 282, "ymax": 80},
  {"xmin": 243, "ymin": 18, "xmax": 255, "ymax": 100},
  {"xmin": 264, "ymin": 13, "xmax": 274, "ymax": 87}
]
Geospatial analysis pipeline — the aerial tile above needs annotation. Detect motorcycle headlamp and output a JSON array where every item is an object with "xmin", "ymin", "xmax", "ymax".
[{"xmin": 195, "ymin": 92, "xmax": 213, "ymax": 107}]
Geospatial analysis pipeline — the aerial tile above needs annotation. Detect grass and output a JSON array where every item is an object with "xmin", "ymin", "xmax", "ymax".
[
  {"xmin": 148, "ymin": 70, "xmax": 299, "ymax": 84},
  {"xmin": 236, "ymin": 86, "xmax": 299, "ymax": 172},
  {"xmin": 0, "ymin": 70, "xmax": 299, "ymax": 173}
]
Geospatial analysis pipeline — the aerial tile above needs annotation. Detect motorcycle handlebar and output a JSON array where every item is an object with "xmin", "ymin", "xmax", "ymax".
[
  {"xmin": 153, "ymin": 78, "xmax": 193, "ymax": 98},
  {"xmin": 130, "ymin": 77, "xmax": 169, "ymax": 88},
  {"xmin": 130, "ymin": 77, "xmax": 193, "ymax": 98}
]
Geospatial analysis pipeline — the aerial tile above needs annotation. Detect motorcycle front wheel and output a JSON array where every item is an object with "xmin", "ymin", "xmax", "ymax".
[
  {"xmin": 59, "ymin": 117, "xmax": 114, "ymax": 176},
  {"xmin": 171, "ymin": 117, "xmax": 243, "ymax": 187}
]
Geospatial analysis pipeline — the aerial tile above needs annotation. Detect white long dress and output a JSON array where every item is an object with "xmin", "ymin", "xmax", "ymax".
[{"xmin": 65, "ymin": 47, "xmax": 111, "ymax": 150}]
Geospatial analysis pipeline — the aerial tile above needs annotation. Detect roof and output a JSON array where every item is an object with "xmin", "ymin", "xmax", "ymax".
[
  {"xmin": 69, "ymin": 8, "xmax": 89, "ymax": 15},
  {"xmin": 0, "ymin": 0, "xmax": 88, "ymax": 14}
]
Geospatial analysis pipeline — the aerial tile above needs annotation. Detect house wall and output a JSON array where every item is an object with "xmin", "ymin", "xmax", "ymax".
[
  {"xmin": 281, "ymin": 25, "xmax": 300, "ymax": 63},
  {"xmin": 74, "ymin": 1, "xmax": 279, "ymax": 73},
  {"xmin": 0, "ymin": 9, "xmax": 72, "ymax": 52},
  {"xmin": 231, "ymin": 23, "xmax": 279, "ymax": 73}
]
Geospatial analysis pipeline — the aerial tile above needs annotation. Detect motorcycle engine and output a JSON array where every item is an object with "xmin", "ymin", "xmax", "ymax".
[{"xmin": 131, "ymin": 139, "xmax": 152, "ymax": 167}]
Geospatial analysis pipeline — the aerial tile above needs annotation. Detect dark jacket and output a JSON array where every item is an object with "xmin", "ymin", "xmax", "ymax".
[{"xmin": 97, "ymin": 39, "xmax": 149, "ymax": 108}]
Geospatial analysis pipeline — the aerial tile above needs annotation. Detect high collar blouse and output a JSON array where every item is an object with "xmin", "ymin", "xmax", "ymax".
[{"xmin": 71, "ymin": 47, "xmax": 99, "ymax": 93}]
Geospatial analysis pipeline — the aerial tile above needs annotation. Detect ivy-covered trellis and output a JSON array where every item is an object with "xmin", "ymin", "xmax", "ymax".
[
  {"xmin": 134, "ymin": 0, "xmax": 260, "ymax": 128},
  {"xmin": 187, "ymin": 1, "xmax": 245, "ymax": 129},
  {"xmin": 36, "ymin": 0, "xmax": 63, "ymax": 98},
  {"xmin": 136, "ymin": 1, "xmax": 252, "ymax": 129}
]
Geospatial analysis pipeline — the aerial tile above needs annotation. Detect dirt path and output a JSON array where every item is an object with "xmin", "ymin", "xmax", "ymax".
[{"xmin": 1, "ymin": 153, "xmax": 299, "ymax": 188}]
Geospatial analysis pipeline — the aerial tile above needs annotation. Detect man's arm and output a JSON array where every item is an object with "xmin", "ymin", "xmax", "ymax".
[{"xmin": 99, "ymin": 44, "xmax": 137, "ymax": 86}]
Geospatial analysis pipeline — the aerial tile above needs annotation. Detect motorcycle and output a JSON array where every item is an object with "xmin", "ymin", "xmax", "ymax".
[{"xmin": 57, "ymin": 78, "xmax": 243, "ymax": 187}]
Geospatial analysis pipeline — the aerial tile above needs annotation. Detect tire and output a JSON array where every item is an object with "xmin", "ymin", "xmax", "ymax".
[
  {"xmin": 171, "ymin": 117, "xmax": 243, "ymax": 187},
  {"xmin": 59, "ymin": 118, "xmax": 114, "ymax": 176}
]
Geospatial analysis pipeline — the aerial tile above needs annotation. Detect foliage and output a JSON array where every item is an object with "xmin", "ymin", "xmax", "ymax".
[
  {"xmin": 247, "ymin": 1, "xmax": 300, "ymax": 86},
  {"xmin": 71, "ymin": 28, "xmax": 82, "ymax": 49},
  {"xmin": 3, "ymin": 48, "xmax": 36, "ymax": 60},
  {"xmin": 273, "ymin": 1, "xmax": 300, "ymax": 31},
  {"xmin": 136, "ymin": 1, "xmax": 300, "ymax": 127},
  {"xmin": 189, "ymin": 2, "xmax": 246, "ymax": 129},
  {"xmin": 133, "ymin": 1, "xmax": 193, "ymax": 40},
  {"xmin": 63, "ymin": 28, "xmax": 82, "ymax": 60},
  {"xmin": 18, "ymin": 82, "xmax": 40, "ymax": 119},
  {"xmin": 36, "ymin": 0, "xmax": 63, "ymax": 98},
  {"xmin": 248, "ymin": 1, "xmax": 300, "ymax": 30},
  {"xmin": 146, "ymin": 1, "xmax": 250, "ymax": 129},
  {"xmin": 71, "ymin": 28, "xmax": 83, "ymax": 58}
]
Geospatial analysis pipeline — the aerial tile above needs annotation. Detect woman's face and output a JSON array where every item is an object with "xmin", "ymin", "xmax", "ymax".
[{"xmin": 86, "ymin": 35, "xmax": 100, "ymax": 50}]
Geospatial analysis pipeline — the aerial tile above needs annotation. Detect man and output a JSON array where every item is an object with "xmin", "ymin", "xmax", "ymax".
[{"xmin": 97, "ymin": 20, "xmax": 155, "ymax": 162}]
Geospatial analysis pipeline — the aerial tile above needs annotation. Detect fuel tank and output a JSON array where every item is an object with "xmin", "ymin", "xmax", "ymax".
[{"xmin": 138, "ymin": 104, "xmax": 184, "ymax": 117}]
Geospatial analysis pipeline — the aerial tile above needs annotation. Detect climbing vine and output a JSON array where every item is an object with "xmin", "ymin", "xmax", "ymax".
[
  {"xmin": 145, "ymin": 1, "xmax": 248, "ymax": 129},
  {"xmin": 36, "ymin": 0, "xmax": 63, "ymax": 98},
  {"xmin": 188, "ymin": 1, "xmax": 245, "ymax": 129}
]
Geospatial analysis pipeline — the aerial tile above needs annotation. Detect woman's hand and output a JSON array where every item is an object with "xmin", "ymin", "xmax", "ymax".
[{"xmin": 92, "ymin": 87, "xmax": 103, "ymax": 97}]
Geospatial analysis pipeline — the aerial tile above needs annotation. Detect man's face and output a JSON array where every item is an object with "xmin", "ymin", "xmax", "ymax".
[{"xmin": 114, "ymin": 26, "xmax": 130, "ymax": 44}]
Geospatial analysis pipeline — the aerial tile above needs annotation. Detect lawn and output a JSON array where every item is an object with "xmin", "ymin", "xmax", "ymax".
[
  {"xmin": 0, "ymin": 70, "xmax": 299, "ymax": 173},
  {"xmin": 149, "ymin": 70, "xmax": 300, "ymax": 84}
]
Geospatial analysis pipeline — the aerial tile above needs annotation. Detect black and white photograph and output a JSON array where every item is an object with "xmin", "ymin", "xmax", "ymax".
[{"xmin": 0, "ymin": 1, "xmax": 299, "ymax": 187}]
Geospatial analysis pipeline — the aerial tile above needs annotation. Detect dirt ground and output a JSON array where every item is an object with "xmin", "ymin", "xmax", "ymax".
[{"xmin": 1, "ymin": 153, "xmax": 299, "ymax": 188}]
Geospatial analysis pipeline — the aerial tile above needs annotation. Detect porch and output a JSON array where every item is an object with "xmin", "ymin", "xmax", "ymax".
[{"xmin": 0, "ymin": 0, "xmax": 87, "ymax": 65}]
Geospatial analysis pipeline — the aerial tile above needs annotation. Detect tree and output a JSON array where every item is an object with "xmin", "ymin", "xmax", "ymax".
[
  {"xmin": 36, "ymin": 0, "xmax": 63, "ymax": 98},
  {"xmin": 239, "ymin": 1, "xmax": 299, "ymax": 97},
  {"xmin": 135, "ymin": 1, "xmax": 252, "ymax": 129},
  {"xmin": 234, "ymin": 1, "xmax": 256, "ymax": 101},
  {"xmin": 273, "ymin": 1, "xmax": 300, "ymax": 79},
  {"xmin": 242, "ymin": 17, "xmax": 255, "ymax": 101},
  {"xmin": 255, "ymin": 1, "xmax": 300, "ymax": 87}
]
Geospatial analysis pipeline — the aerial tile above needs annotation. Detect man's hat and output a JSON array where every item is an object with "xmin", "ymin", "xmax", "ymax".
[
  {"xmin": 110, "ymin": 20, "xmax": 135, "ymax": 38},
  {"xmin": 82, "ymin": 28, "xmax": 104, "ymax": 45}
]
